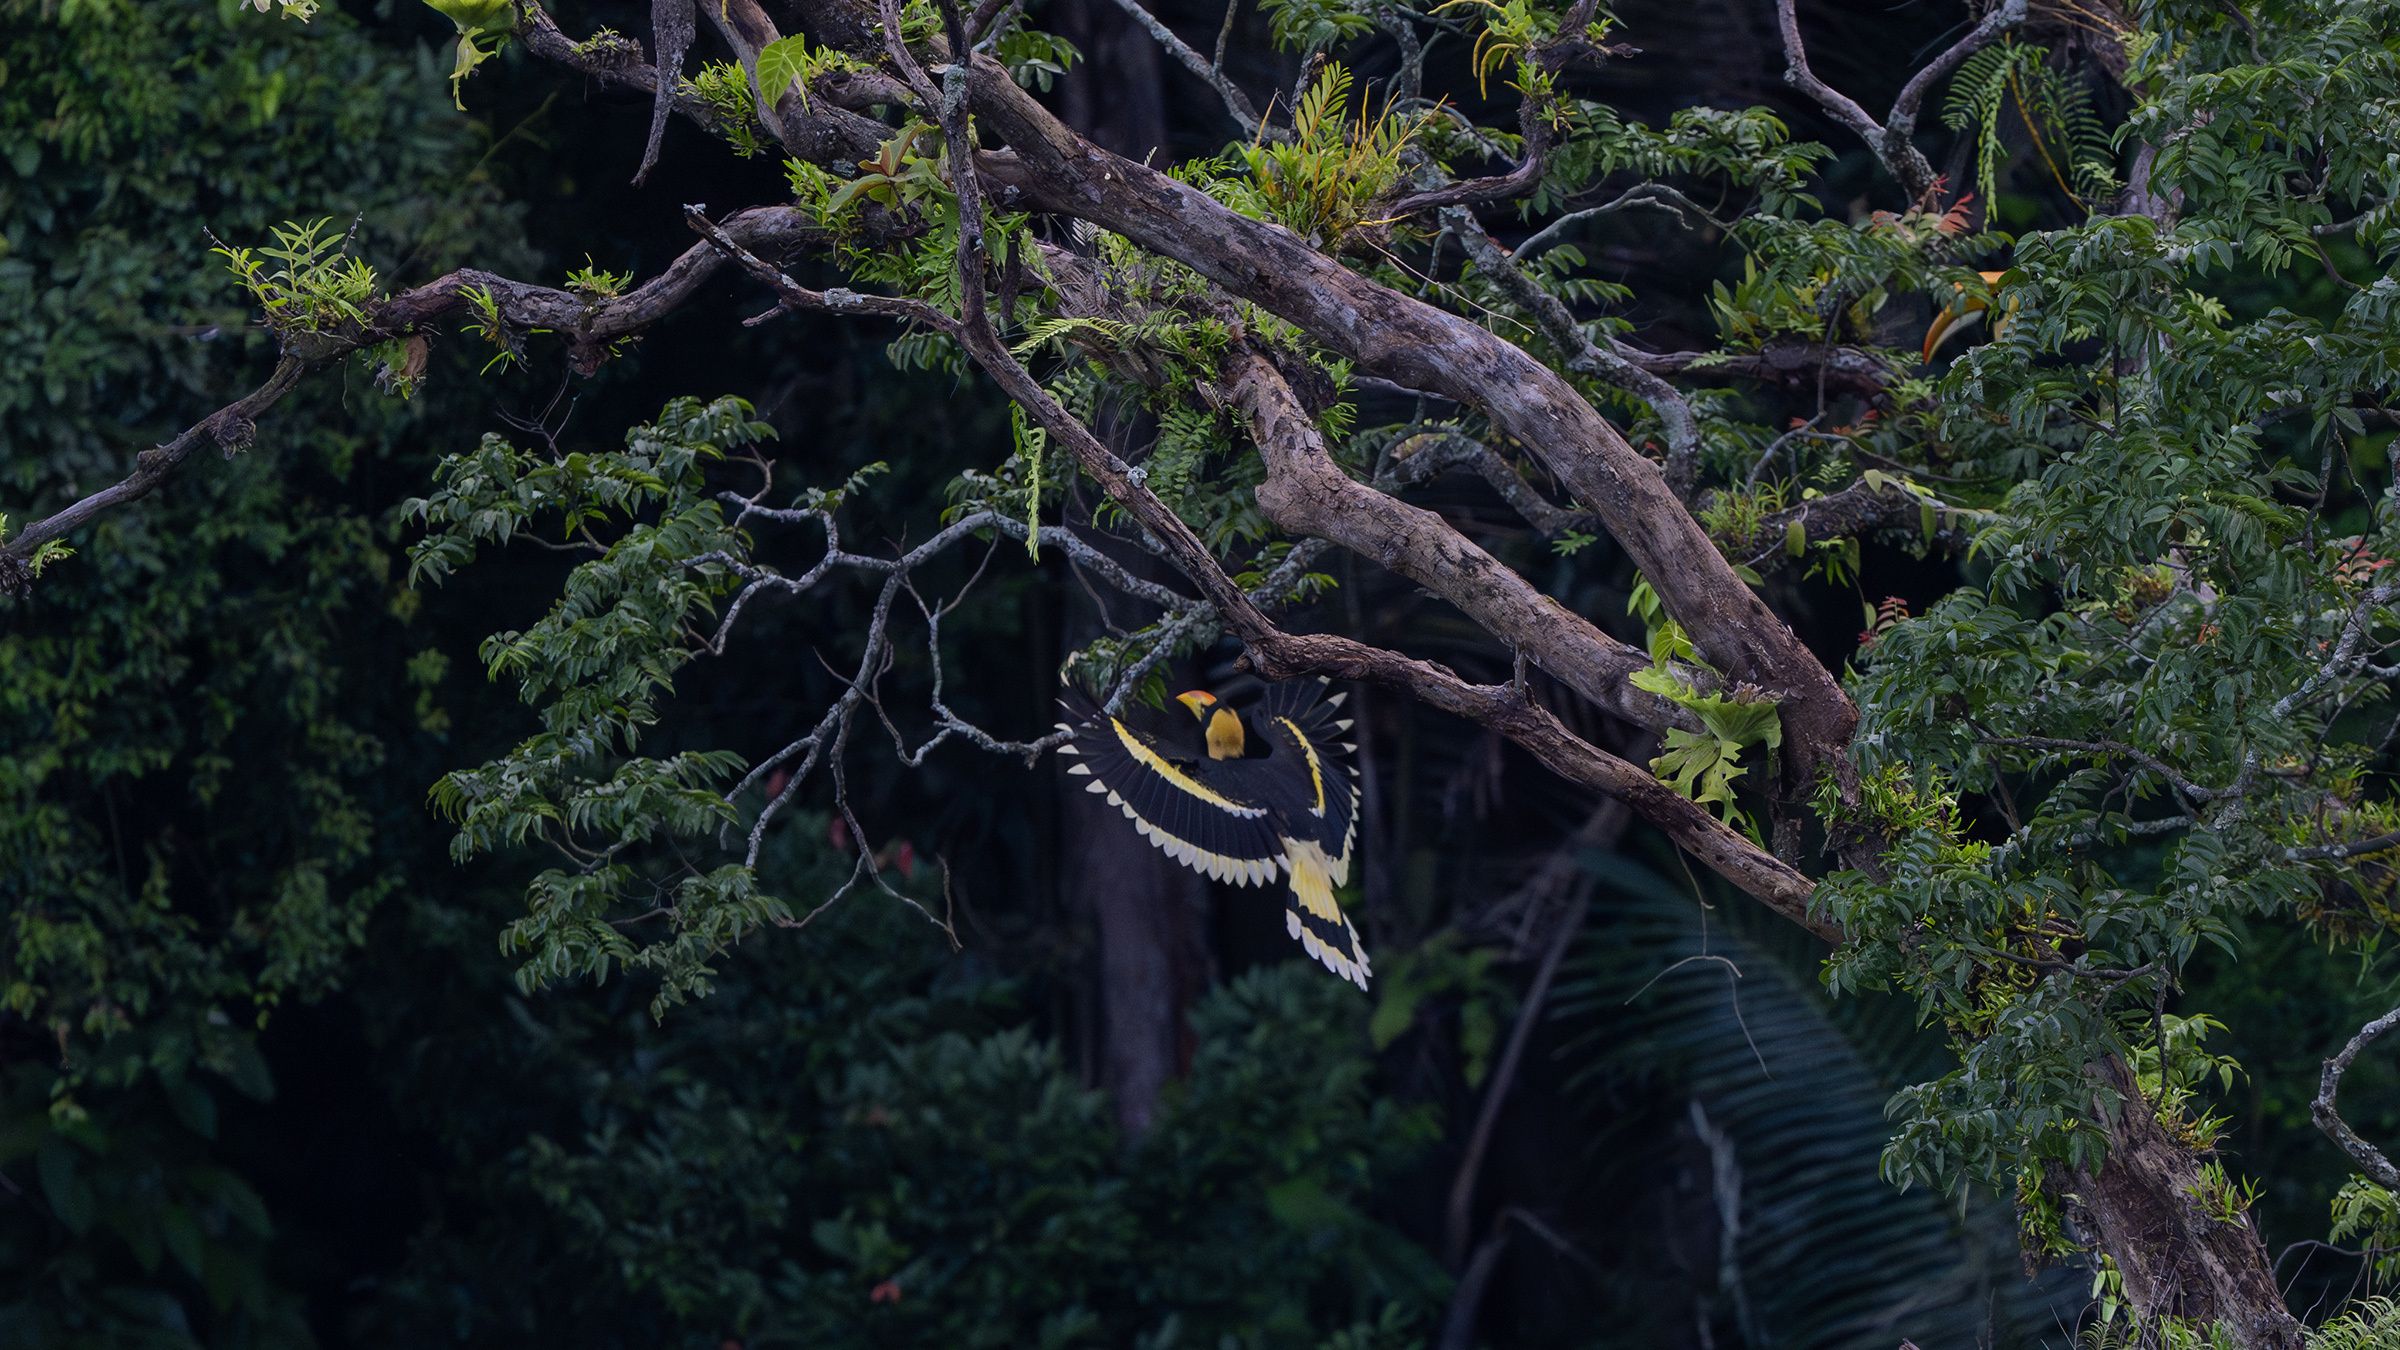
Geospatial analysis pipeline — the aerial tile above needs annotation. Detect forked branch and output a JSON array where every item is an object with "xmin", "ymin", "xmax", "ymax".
[
  {"xmin": 1774, "ymin": 0, "xmax": 2029, "ymax": 202},
  {"xmin": 2316, "ymin": 1006, "xmax": 2400, "ymax": 1189}
]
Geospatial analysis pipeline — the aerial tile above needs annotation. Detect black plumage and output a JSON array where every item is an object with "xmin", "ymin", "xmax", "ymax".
[{"xmin": 1055, "ymin": 677, "xmax": 1369, "ymax": 987}]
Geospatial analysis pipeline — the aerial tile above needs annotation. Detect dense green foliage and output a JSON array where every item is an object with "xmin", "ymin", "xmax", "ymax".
[
  {"xmin": 15, "ymin": 0, "xmax": 2400, "ymax": 1346},
  {"xmin": 1825, "ymin": 0, "xmax": 2400, "ymax": 1222},
  {"xmin": 365, "ymin": 900, "xmax": 1442, "ymax": 1346},
  {"xmin": 408, "ymin": 397, "xmax": 768, "ymax": 1015},
  {"xmin": 0, "ymin": 1, "xmax": 527, "ymax": 1339},
  {"xmin": 0, "ymin": 6, "xmax": 1451, "ymax": 1345}
]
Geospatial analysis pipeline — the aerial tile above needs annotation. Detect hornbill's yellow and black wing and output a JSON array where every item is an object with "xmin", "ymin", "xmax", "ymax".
[
  {"xmin": 1057, "ymin": 679, "xmax": 1372, "ymax": 989},
  {"xmin": 1055, "ymin": 707, "xmax": 1286, "ymax": 887},
  {"xmin": 1248, "ymin": 677, "xmax": 1360, "ymax": 882}
]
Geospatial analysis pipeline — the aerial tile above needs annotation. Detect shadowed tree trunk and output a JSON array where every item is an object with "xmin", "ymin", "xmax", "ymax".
[
  {"xmin": 1045, "ymin": 0, "xmax": 1201, "ymax": 1138},
  {"xmin": 1061, "ymin": 733, "xmax": 1214, "ymax": 1135},
  {"xmin": 1056, "ymin": 509, "xmax": 1213, "ymax": 1135}
]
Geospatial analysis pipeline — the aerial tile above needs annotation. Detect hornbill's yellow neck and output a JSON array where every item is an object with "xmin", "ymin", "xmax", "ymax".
[
  {"xmin": 1202, "ymin": 707, "xmax": 1245, "ymax": 760},
  {"xmin": 1176, "ymin": 689, "xmax": 1247, "ymax": 760}
]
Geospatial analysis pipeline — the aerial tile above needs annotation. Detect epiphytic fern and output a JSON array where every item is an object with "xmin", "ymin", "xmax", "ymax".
[{"xmin": 1237, "ymin": 63, "xmax": 1423, "ymax": 248}]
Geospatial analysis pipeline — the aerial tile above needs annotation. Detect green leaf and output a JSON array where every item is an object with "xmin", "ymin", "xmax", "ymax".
[
  {"xmin": 197, "ymin": 1168, "xmax": 273, "ymax": 1237},
  {"xmin": 1460, "ymin": 1000, "xmax": 1498, "ymax": 1088},
  {"xmin": 755, "ymin": 35, "xmax": 813, "ymax": 106},
  {"xmin": 36, "ymin": 1139, "xmax": 95, "ymax": 1234},
  {"xmin": 1266, "ymin": 1176, "xmax": 1355, "ymax": 1233},
  {"xmin": 161, "ymin": 1205, "xmax": 206, "ymax": 1278},
  {"xmin": 163, "ymin": 1076, "xmax": 218, "ymax": 1140},
  {"xmin": 421, "ymin": 0, "xmax": 512, "ymax": 28},
  {"xmin": 219, "ymin": 1037, "xmax": 276, "ymax": 1102},
  {"xmin": 1369, "ymin": 980, "xmax": 1422, "ymax": 1050}
]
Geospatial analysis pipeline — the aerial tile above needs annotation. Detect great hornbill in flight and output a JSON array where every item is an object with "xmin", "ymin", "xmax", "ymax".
[{"xmin": 1057, "ymin": 678, "xmax": 1369, "ymax": 989}]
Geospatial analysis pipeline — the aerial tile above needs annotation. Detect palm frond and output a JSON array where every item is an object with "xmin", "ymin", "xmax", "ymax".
[{"xmin": 1554, "ymin": 862, "xmax": 2083, "ymax": 1348}]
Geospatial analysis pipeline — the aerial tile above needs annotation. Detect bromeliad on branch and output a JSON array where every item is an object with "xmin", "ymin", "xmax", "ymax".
[{"xmin": 1058, "ymin": 678, "xmax": 1368, "ymax": 988}]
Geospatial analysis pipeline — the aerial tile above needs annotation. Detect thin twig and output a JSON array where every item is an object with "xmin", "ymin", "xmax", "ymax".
[{"xmin": 1097, "ymin": 0, "xmax": 1262, "ymax": 132}]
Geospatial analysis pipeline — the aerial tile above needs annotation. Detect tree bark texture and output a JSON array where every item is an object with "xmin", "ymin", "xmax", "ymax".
[{"xmin": 2067, "ymin": 1060, "xmax": 2301, "ymax": 1349}]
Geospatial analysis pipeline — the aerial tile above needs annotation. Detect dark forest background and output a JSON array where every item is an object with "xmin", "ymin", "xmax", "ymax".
[{"xmin": 4, "ymin": 0, "xmax": 2395, "ymax": 1346}]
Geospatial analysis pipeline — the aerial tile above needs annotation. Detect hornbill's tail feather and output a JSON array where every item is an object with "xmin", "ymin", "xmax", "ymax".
[{"xmin": 1283, "ymin": 840, "xmax": 1370, "ymax": 989}]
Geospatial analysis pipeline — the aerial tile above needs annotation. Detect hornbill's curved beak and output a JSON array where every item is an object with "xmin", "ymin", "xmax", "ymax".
[
  {"xmin": 1175, "ymin": 689, "xmax": 1219, "ymax": 720},
  {"xmin": 1923, "ymin": 270, "xmax": 2014, "ymax": 363}
]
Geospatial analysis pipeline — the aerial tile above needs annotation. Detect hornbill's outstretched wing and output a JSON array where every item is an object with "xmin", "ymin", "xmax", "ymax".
[
  {"xmin": 1057, "ymin": 679, "xmax": 1370, "ymax": 988},
  {"xmin": 1249, "ymin": 676, "xmax": 1361, "ymax": 881},
  {"xmin": 1056, "ymin": 706, "xmax": 1286, "ymax": 887}
]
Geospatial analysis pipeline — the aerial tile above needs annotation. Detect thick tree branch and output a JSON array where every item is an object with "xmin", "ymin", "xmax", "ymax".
[
  {"xmin": 1020, "ymin": 241, "xmax": 1701, "ymax": 736},
  {"xmin": 1291, "ymin": 638, "xmax": 1830, "ymax": 936},
  {"xmin": 1718, "ymin": 475, "xmax": 1972, "ymax": 574},
  {"xmin": 942, "ymin": 56, "xmax": 1859, "ymax": 776},
  {"xmin": 385, "ymin": 206, "xmax": 824, "ymax": 355},
  {"xmin": 2286, "ymin": 829, "xmax": 2400, "ymax": 863},
  {"xmin": 2072, "ymin": 1056, "xmax": 2303, "ymax": 1346},
  {"xmin": 1626, "ymin": 341, "xmax": 1896, "ymax": 404},
  {"xmin": 1228, "ymin": 348, "xmax": 1828, "ymax": 933},
  {"xmin": 4, "ymin": 358, "xmax": 308, "ymax": 564},
  {"xmin": 683, "ymin": 206, "xmax": 940, "ymax": 329},
  {"xmin": 1225, "ymin": 350, "xmax": 1692, "ymax": 733},
  {"xmin": 1021, "ymin": 236, "xmax": 1698, "ymax": 735}
]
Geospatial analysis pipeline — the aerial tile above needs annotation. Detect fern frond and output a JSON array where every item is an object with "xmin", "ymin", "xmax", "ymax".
[{"xmin": 1943, "ymin": 40, "xmax": 2115, "ymax": 213}]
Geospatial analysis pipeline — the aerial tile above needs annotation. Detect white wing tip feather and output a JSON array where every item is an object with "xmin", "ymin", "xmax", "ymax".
[{"xmin": 1104, "ymin": 789, "xmax": 1280, "ymax": 888}]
